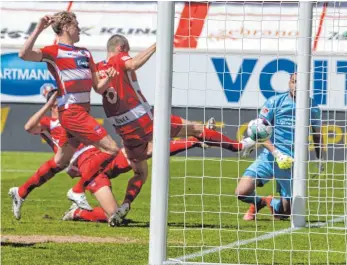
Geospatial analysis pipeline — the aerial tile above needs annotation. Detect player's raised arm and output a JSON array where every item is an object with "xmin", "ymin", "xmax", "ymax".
[
  {"xmin": 125, "ymin": 43, "xmax": 156, "ymax": 71},
  {"xmin": 19, "ymin": 15, "xmax": 53, "ymax": 61},
  {"xmin": 24, "ymin": 90, "xmax": 57, "ymax": 134}
]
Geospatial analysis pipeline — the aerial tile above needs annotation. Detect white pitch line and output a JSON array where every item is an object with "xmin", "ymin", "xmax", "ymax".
[
  {"xmin": 165, "ymin": 216, "xmax": 346, "ymax": 264},
  {"xmin": 1, "ymin": 169, "xmax": 35, "ymax": 173}
]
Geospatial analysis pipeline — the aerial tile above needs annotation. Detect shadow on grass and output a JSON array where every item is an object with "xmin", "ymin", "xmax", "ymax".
[{"xmin": 1, "ymin": 242, "xmax": 36, "ymax": 248}]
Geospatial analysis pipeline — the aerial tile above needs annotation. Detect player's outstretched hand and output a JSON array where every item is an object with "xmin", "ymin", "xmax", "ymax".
[
  {"xmin": 36, "ymin": 15, "xmax": 54, "ymax": 32},
  {"xmin": 275, "ymin": 154, "xmax": 294, "ymax": 170}
]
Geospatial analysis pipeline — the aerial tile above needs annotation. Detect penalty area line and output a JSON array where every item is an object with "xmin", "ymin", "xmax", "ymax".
[{"xmin": 165, "ymin": 216, "xmax": 346, "ymax": 264}]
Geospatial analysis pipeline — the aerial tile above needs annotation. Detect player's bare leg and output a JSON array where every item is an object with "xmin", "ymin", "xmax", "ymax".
[
  {"xmin": 9, "ymin": 144, "xmax": 75, "ymax": 220},
  {"xmin": 235, "ymin": 176, "xmax": 267, "ymax": 221}
]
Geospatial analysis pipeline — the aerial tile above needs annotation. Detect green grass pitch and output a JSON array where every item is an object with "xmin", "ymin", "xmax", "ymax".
[{"xmin": 1, "ymin": 151, "xmax": 346, "ymax": 265}]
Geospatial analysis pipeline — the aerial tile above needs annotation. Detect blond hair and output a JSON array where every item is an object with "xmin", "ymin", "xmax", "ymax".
[
  {"xmin": 52, "ymin": 11, "xmax": 76, "ymax": 35},
  {"xmin": 107, "ymin": 34, "xmax": 130, "ymax": 52}
]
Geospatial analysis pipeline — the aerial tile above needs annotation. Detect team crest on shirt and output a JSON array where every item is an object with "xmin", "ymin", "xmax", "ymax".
[{"xmin": 261, "ymin": 107, "xmax": 269, "ymax": 115}]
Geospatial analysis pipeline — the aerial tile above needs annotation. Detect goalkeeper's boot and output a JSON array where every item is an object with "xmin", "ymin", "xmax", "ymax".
[
  {"xmin": 8, "ymin": 187, "xmax": 24, "ymax": 220},
  {"xmin": 67, "ymin": 188, "xmax": 93, "ymax": 211},
  {"xmin": 243, "ymin": 199, "xmax": 267, "ymax": 221},
  {"xmin": 109, "ymin": 210, "xmax": 123, "ymax": 227},
  {"xmin": 119, "ymin": 202, "xmax": 131, "ymax": 219},
  {"xmin": 240, "ymin": 137, "xmax": 256, "ymax": 158},
  {"xmin": 62, "ymin": 203, "xmax": 79, "ymax": 221}
]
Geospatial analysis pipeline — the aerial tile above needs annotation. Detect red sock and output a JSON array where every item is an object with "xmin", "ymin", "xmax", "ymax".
[
  {"xmin": 169, "ymin": 137, "xmax": 198, "ymax": 156},
  {"xmin": 72, "ymin": 152, "xmax": 115, "ymax": 193},
  {"xmin": 124, "ymin": 175, "xmax": 145, "ymax": 205},
  {"xmin": 198, "ymin": 128, "xmax": 242, "ymax": 152},
  {"xmin": 74, "ymin": 207, "xmax": 107, "ymax": 222},
  {"xmin": 18, "ymin": 157, "xmax": 62, "ymax": 199}
]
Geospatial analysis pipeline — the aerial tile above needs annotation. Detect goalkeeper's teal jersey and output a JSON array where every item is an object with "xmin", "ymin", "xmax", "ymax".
[{"xmin": 259, "ymin": 92, "xmax": 321, "ymax": 157}]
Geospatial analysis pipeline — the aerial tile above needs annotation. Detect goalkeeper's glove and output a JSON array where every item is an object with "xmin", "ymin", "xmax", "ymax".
[{"xmin": 272, "ymin": 149, "xmax": 294, "ymax": 170}]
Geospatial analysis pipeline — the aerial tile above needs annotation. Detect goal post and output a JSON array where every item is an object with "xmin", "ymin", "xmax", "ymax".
[
  {"xmin": 291, "ymin": 1, "xmax": 313, "ymax": 228},
  {"xmin": 148, "ymin": 2, "xmax": 175, "ymax": 265}
]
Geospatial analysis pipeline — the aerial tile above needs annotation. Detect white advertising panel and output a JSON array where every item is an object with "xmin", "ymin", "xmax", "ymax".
[{"xmin": 1, "ymin": 49, "xmax": 347, "ymax": 110}]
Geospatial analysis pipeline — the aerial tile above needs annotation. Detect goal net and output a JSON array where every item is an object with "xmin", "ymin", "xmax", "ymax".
[{"xmin": 152, "ymin": 2, "xmax": 347, "ymax": 265}]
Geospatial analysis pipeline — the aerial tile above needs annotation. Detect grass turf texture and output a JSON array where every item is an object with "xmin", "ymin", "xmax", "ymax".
[{"xmin": 1, "ymin": 151, "xmax": 346, "ymax": 265}]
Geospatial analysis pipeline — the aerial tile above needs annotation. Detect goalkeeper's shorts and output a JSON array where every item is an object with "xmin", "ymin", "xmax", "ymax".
[{"xmin": 243, "ymin": 152, "xmax": 292, "ymax": 199}]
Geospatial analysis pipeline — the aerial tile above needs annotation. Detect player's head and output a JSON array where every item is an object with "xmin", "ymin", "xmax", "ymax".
[
  {"xmin": 107, "ymin": 34, "xmax": 130, "ymax": 54},
  {"xmin": 289, "ymin": 72, "xmax": 297, "ymax": 99},
  {"xmin": 52, "ymin": 11, "xmax": 80, "ymax": 43}
]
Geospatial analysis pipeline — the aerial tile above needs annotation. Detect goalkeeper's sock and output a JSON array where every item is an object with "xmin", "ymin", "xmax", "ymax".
[
  {"xmin": 18, "ymin": 157, "xmax": 62, "ymax": 199},
  {"xmin": 74, "ymin": 207, "xmax": 108, "ymax": 222},
  {"xmin": 238, "ymin": 193, "xmax": 262, "ymax": 206},
  {"xmin": 169, "ymin": 137, "xmax": 198, "ymax": 156},
  {"xmin": 123, "ymin": 175, "xmax": 145, "ymax": 205},
  {"xmin": 198, "ymin": 128, "xmax": 242, "ymax": 152},
  {"xmin": 270, "ymin": 198, "xmax": 282, "ymax": 213}
]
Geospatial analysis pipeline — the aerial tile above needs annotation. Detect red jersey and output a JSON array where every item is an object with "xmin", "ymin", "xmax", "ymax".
[
  {"xmin": 39, "ymin": 116, "xmax": 63, "ymax": 153},
  {"xmin": 96, "ymin": 53, "xmax": 153, "ymax": 141},
  {"xmin": 40, "ymin": 43, "xmax": 95, "ymax": 112}
]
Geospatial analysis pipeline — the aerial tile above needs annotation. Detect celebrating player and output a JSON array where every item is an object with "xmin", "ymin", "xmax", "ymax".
[
  {"xmin": 235, "ymin": 73, "xmax": 325, "ymax": 221},
  {"xmin": 96, "ymin": 34, "xmax": 256, "ymax": 226},
  {"xmin": 14, "ymin": 11, "xmax": 121, "ymax": 212}
]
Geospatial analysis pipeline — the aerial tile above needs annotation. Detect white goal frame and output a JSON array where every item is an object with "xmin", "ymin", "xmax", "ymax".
[{"xmin": 149, "ymin": 2, "xmax": 316, "ymax": 265}]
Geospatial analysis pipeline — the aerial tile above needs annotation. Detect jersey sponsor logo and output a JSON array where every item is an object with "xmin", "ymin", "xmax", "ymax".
[
  {"xmin": 0, "ymin": 53, "xmax": 56, "ymax": 96},
  {"xmin": 75, "ymin": 57, "xmax": 90, "ymax": 69}
]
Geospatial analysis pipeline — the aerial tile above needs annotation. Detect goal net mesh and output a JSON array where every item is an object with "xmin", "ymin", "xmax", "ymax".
[{"xmin": 165, "ymin": 2, "xmax": 347, "ymax": 265}]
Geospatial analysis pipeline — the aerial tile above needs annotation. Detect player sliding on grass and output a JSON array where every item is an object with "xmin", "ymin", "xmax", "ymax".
[
  {"xmin": 11, "ymin": 11, "xmax": 121, "ymax": 214},
  {"xmin": 235, "ymin": 73, "xmax": 325, "ymax": 221},
  {"xmin": 96, "ymin": 34, "xmax": 256, "ymax": 226},
  {"xmin": 61, "ymin": 122, "xmax": 216, "ymax": 223},
  {"xmin": 9, "ymin": 85, "xmax": 216, "ymax": 223}
]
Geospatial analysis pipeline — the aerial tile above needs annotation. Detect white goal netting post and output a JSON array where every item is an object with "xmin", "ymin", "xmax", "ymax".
[{"xmin": 149, "ymin": 1, "xmax": 347, "ymax": 265}]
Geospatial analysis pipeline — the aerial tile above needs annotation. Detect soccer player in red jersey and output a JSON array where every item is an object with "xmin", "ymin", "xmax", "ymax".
[
  {"xmin": 9, "ymin": 86, "xmax": 63, "ymax": 219},
  {"xmin": 63, "ymin": 136, "xmax": 208, "ymax": 223},
  {"xmin": 97, "ymin": 35, "xmax": 256, "ymax": 225},
  {"xmin": 16, "ymin": 12, "xmax": 121, "ymax": 211}
]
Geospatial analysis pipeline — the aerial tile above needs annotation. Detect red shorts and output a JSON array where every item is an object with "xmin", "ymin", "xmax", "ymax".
[
  {"xmin": 58, "ymin": 105, "xmax": 108, "ymax": 147},
  {"xmin": 86, "ymin": 173, "xmax": 111, "ymax": 194},
  {"xmin": 124, "ymin": 115, "xmax": 183, "ymax": 162},
  {"xmin": 77, "ymin": 148, "xmax": 105, "ymax": 183}
]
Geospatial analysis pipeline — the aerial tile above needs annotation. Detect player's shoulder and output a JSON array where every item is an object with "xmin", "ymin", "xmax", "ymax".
[
  {"xmin": 110, "ymin": 52, "xmax": 132, "ymax": 63},
  {"xmin": 265, "ymin": 93, "xmax": 287, "ymax": 105}
]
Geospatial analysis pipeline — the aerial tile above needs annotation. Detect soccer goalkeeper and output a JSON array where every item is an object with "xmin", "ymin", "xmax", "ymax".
[{"xmin": 235, "ymin": 73, "xmax": 325, "ymax": 220}]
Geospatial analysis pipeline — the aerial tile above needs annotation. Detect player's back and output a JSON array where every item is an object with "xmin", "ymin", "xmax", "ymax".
[
  {"xmin": 96, "ymin": 56, "xmax": 153, "ymax": 141},
  {"xmin": 40, "ymin": 43, "xmax": 94, "ymax": 111}
]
